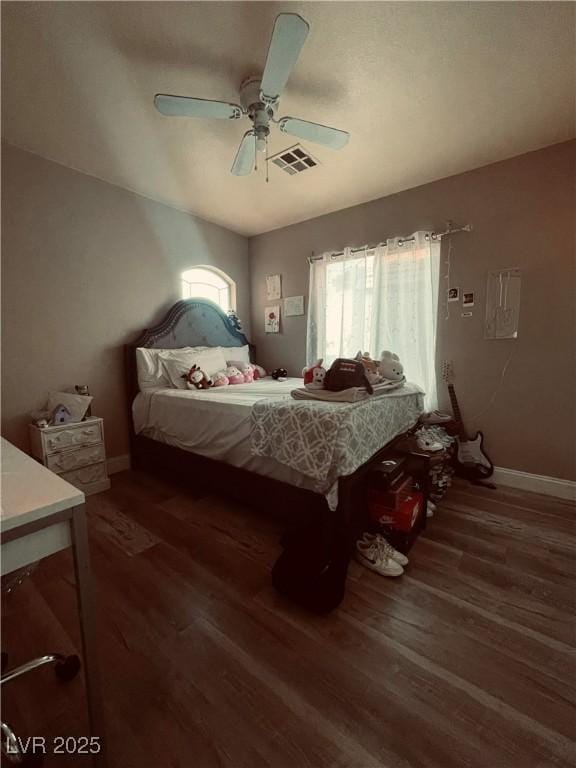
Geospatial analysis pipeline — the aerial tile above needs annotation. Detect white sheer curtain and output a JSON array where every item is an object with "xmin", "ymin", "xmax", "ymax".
[{"xmin": 306, "ymin": 232, "xmax": 440, "ymax": 409}]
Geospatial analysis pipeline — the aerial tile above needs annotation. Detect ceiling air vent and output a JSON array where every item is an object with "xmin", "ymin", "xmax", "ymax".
[{"xmin": 269, "ymin": 144, "xmax": 319, "ymax": 175}]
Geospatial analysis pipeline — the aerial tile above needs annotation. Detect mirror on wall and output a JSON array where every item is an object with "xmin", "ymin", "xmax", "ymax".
[{"xmin": 484, "ymin": 268, "xmax": 521, "ymax": 339}]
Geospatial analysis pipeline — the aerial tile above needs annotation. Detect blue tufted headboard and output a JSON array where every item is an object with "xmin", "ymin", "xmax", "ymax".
[{"xmin": 125, "ymin": 298, "xmax": 253, "ymax": 404}]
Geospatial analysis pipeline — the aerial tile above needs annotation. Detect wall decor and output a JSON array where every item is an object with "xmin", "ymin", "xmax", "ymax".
[
  {"xmin": 485, "ymin": 268, "xmax": 521, "ymax": 339},
  {"xmin": 266, "ymin": 274, "xmax": 282, "ymax": 301},
  {"xmin": 462, "ymin": 291, "xmax": 475, "ymax": 307},
  {"xmin": 284, "ymin": 295, "xmax": 304, "ymax": 317},
  {"xmin": 448, "ymin": 287, "xmax": 460, "ymax": 302},
  {"xmin": 264, "ymin": 306, "xmax": 280, "ymax": 333}
]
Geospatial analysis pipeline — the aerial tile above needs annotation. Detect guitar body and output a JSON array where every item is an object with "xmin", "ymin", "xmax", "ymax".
[
  {"xmin": 455, "ymin": 431, "xmax": 494, "ymax": 480},
  {"xmin": 442, "ymin": 362, "xmax": 495, "ymax": 481}
]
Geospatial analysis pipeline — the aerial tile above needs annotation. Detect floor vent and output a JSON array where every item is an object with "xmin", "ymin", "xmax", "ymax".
[{"xmin": 269, "ymin": 144, "xmax": 319, "ymax": 175}]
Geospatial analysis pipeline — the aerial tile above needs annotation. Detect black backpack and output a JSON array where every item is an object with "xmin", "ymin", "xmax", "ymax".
[
  {"xmin": 324, "ymin": 358, "xmax": 374, "ymax": 394},
  {"xmin": 272, "ymin": 520, "xmax": 352, "ymax": 613}
]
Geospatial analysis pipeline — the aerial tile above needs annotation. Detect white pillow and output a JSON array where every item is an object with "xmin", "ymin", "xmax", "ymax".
[
  {"xmin": 136, "ymin": 347, "xmax": 208, "ymax": 390},
  {"xmin": 221, "ymin": 344, "xmax": 250, "ymax": 365},
  {"xmin": 160, "ymin": 347, "xmax": 228, "ymax": 389}
]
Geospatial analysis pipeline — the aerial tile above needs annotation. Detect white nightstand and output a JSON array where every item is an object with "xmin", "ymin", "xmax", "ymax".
[{"xmin": 28, "ymin": 416, "xmax": 111, "ymax": 495}]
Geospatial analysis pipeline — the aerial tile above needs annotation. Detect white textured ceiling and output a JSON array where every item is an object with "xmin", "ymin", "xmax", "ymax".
[{"xmin": 2, "ymin": 2, "xmax": 574, "ymax": 236}]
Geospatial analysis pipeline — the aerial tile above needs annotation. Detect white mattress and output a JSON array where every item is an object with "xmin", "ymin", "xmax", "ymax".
[{"xmin": 132, "ymin": 379, "xmax": 319, "ymax": 492}]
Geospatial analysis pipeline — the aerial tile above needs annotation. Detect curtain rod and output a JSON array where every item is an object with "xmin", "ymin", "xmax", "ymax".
[{"xmin": 307, "ymin": 222, "xmax": 472, "ymax": 263}]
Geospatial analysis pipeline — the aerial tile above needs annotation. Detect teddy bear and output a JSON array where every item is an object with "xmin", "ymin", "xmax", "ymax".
[
  {"xmin": 225, "ymin": 365, "xmax": 245, "ymax": 385},
  {"xmin": 182, "ymin": 365, "xmax": 213, "ymax": 390},
  {"xmin": 212, "ymin": 370, "xmax": 229, "ymax": 387},
  {"xmin": 355, "ymin": 351, "xmax": 382, "ymax": 386},
  {"xmin": 302, "ymin": 359, "xmax": 326, "ymax": 390},
  {"xmin": 378, "ymin": 351, "xmax": 404, "ymax": 381}
]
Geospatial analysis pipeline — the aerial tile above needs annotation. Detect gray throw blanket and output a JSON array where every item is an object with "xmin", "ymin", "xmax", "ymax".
[{"xmin": 290, "ymin": 377, "xmax": 407, "ymax": 402}]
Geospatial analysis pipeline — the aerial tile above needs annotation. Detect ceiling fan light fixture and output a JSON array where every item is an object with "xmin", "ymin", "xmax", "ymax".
[{"xmin": 153, "ymin": 13, "xmax": 350, "ymax": 177}]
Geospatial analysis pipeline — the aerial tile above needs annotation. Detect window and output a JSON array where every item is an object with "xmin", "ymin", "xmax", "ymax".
[
  {"xmin": 181, "ymin": 266, "xmax": 236, "ymax": 312},
  {"xmin": 307, "ymin": 234, "xmax": 440, "ymax": 408}
]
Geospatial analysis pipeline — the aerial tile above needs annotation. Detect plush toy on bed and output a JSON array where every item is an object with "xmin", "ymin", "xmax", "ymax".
[
  {"xmin": 239, "ymin": 363, "xmax": 254, "ymax": 383},
  {"xmin": 302, "ymin": 359, "xmax": 326, "ymax": 390},
  {"xmin": 271, "ymin": 367, "xmax": 288, "ymax": 382},
  {"xmin": 212, "ymin": 371, "xmax": 229, "ymax": 387},
  {"xmin": 182, "ymin": 365, "xmax": 213, "ymax": 390},
  {"xmin": 378, "ymin": 351, "xmax": 404, "ymax": 382},
  {"xmin": 355, "ymin": 351, "xmax": 382, "ymax": 386},
  {"xmin": 226, "ymin": 359, "xmax": 267, "ymax": 382},
  {"xmin": 225, "ymin": 365, "xmax": 245, "ymax": 385}
]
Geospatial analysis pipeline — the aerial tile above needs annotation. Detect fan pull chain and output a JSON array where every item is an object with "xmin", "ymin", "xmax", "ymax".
[
  {"xmin": 254, "ymin": 133, "xmax": 258, "ymax": 173},
  {"xmin": 266, "ymin": 134, "xmax": 269, "ymax": 183}
]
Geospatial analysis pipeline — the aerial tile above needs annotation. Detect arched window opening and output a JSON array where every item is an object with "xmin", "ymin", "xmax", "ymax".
[{"xmin": 181, "ymin": 266, "xmax": 236, "ymax": 312}]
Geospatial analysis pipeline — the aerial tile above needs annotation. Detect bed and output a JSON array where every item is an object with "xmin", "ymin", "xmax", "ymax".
[{"xmin": 125, "ymin": 299, "xmax": 425, "ymax": 594}]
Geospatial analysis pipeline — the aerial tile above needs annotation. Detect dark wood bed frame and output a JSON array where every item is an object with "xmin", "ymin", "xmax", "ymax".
[{"xmin": 125, "ymin": 299, "xmax": 424, "ymax": 554}]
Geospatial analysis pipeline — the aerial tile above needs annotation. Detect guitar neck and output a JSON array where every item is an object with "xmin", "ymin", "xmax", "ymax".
[{"xmin": 447, "ymin": 384, "xmax": 468, "ymax": 440}]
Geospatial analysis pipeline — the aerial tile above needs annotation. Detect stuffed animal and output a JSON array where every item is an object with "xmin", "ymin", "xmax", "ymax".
[
  {"xmin": 378, "ymin": 351, "xmax": 404, "ymax": 381},
  {"xmin": 302, "ymin": 359, "xmax": 326, "ymax": 390},
  {"xmin": 182, "ymin": 365, "xmax": 213, "ymax": 390},
  {"xmin": 225, "ymin": 365, "xmax": 245, "ymax": 385},
  {"xmin": 212, "ymin": 371, "xmax": 229, "ymax": 387},
  {"xmin": 355, "ymin": 351, "xmax": 381, "ymax": 386},
  {"xmin": 239, "ymin": 363, "xmax": 255, "ymax": 383},
  {"xmin": 271, "ymin": 367, "xmax": 288, "ymax": 381},
  {"xmin": 227, "ymin": 358, "xmax": 267, "ymax": 380}
]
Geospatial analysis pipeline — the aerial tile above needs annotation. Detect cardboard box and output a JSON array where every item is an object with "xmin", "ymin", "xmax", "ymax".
[
  {"xmin": 368, "ymin": 474, "xmax": 413, "ymax": 511},
  {"xmin": 368, "ymin": 491, "xmax": 424, "ymax": 533}
]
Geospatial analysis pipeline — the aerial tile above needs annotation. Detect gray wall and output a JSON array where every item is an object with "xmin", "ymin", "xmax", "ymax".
[
  {"xmin": 249, "ymin": 141, "xmax": 576, "ymax": 481},
  {"xmin": 1, "ymin": 143, "xmax": 250, "ymax": 458}
]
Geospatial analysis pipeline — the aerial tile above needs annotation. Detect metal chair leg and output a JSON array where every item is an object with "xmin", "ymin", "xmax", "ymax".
[
  {"xmin": 1, "ymin": 654, "xmax": 80, "ymax": 686},
  {"xmin": 1, "ymin": 719, "xmax": 21, "ymax": 762}
]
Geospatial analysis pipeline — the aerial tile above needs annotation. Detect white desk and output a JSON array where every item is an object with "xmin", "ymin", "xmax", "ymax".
[{"xmin": 1, "ymin": 438, "xmax": 106, "ymax": 765}]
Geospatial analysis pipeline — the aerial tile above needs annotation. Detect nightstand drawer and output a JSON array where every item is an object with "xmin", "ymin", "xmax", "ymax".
[
  {"xmin": 60, "ymin": 462, "xmax": 109, "ymax": 493},
  {"xmin": 43, "ymin": 421, "xmax": 103, "ymax": 454},
  {"xmin": 46, "ymin": 443, "xmax": 106, "ymax": 474}
]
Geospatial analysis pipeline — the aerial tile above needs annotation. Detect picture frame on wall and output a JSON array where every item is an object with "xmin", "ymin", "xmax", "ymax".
[
  {"xmin": 266, "ymin": 274, "xmax": 282, "ymax": 301},
  {"xmin": 448, "ymin": 287, "xmax": 460, "ymax": 302},
  {"xmin": 264, "ymin": 306, "xmax": 280, "ymax": 333},
  {"xmin": 284, "ymin": 295, "xmax": 304, "ymax": 316}
]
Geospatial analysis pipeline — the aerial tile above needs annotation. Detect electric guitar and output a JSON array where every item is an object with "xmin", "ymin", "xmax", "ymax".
[{"xmin": 442, "ymin": 362, "xmax": 494, "ymax": 480}]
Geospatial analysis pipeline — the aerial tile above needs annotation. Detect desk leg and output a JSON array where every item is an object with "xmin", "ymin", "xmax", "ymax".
[{"xmin": 70, "ymin": 505, "xmax": 107, "ymax": 767}]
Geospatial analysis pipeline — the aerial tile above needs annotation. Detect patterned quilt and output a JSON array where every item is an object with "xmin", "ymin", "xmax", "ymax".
[{"xmin": 251, "ymin": 383, "xmax": 424, "ymax": 506}]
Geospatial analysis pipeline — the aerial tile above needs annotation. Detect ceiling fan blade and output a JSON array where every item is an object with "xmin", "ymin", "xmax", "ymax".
[
  {"xmin": 154, "ymin": 94, "xmax": 243, "ymax": 120},
  {"xmin": 260, "ymin": 14, "xmax": 310, "ymax": 103},
  {"xmin": 231, "ymin": 131, "xmax": 256, "ymax": 176},
  {"xmin": 278, "ymin": 117, "xmax": 350, "ymax": 150}
]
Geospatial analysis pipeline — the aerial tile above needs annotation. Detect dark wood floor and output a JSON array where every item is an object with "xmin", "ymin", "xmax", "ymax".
[{"xmin": 2, "ymin": 470, "xmax": 575, "ymax": 767}]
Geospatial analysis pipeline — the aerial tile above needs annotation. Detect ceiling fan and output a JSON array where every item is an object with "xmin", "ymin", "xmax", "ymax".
[{"xmin": 154, "ymin": 13, "xmax": 350, "ymax": 176}]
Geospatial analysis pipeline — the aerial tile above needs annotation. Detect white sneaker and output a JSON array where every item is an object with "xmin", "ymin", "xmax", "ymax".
[
  {"xmin": 420, "ymin": 410, "xmax": 452, "ymax": 425},
  {"xmin": 355, "ymin": 539, "xmax": 404, "ymax": 577},
  {"xmin": 359, "ymin": 533, "xmax": 409, "ymax": 566},
  {"xmin": 417, "ymin": 436, "xmax": 444, "ymax": 452}
]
